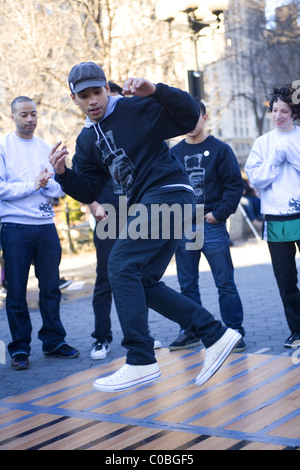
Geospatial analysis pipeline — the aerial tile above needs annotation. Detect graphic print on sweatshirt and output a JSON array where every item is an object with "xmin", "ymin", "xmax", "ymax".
[
  {"xmin": 39, "ymin": 201, "xmax": 54, "ymax": 217},
  {"xmin": 96, "ymin": 130, "xmax": 134, "ymax": 196},
  {"xmin": 183, "ymin": 153, "xmax": 205, "ymax": 204},
  {"xmin": 288, "ymin": 197, "xmax": 300, "ymax": 214}
]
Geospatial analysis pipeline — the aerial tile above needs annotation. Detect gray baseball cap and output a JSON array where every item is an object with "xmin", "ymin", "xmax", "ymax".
[{"xmin": 68, "ymin": 62, "xmax": 107, "ymax": 94}]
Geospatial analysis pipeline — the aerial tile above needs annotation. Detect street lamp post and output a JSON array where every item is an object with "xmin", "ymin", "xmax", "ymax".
[{"xmin": 156, "ymin": 0, "xmax": 229, "ymax": 98}]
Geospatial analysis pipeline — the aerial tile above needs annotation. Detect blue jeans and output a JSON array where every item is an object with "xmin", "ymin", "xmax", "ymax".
[
  {"xmin": 107, "ymin": 190, "xmax": 226, "ymax": 366},
  {"xmin": 175, "ymin": 220, "xmax": 244, "ymax": 336},
  {"xmin": 1, "ymin": 223, "xmax": 66, "ymax": 357}
]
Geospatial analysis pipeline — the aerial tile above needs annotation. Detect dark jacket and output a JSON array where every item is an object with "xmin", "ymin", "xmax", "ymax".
[
  {"xmin": 171, "ymin": 135, "xmax": 243, "ymax": 222},
  {"xmin": 55, "ymin": 83, "xmax": 200, "ymax": 206}
]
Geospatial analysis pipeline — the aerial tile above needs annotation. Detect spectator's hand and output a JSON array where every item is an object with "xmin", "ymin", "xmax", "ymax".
[
  {"xmin": 49, "ymin": 141, "xmax": 69, "ymax": 175},
  {"xmin": 34, "ymin": 168, "xmax": 53, "ymax": 190},
  {"xmin": 204, "ymin": 212, "xmax": 219, "ymax": 224},
  {"xmin": 122, "ymin": 78, "xmax": 156, "ymax": 97},
  {"xmin": 272, "ymin": 145, "xmax": 286, "ymax": 166},
  {"xmin": 95, "ymin": 203, "xmax": 107, "ymax": 221},
  {"xmin": 280, "ymin": 140, "xmax": 300, "ymax": 168},
  {"xmin": 88, "ymin": 201, "xmax": 107, "ymax": 221}
]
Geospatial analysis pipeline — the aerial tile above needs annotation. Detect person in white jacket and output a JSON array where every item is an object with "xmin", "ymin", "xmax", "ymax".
[
  {"xmin": 0, "ymin": 96, "xmax": 79, "ymax": 370},
  {"xmin": 245, "ymin": 83, "xmax": 300, "ymax": 349}
]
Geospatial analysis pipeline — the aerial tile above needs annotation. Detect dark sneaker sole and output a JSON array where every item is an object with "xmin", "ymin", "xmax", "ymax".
[
  {"xmin": 232, "ymin": 341, "xmax": 246, "ymax": 353},
  {"xmin": 44, "ymin": 351, "xmax": 80, "ymax": 359},
  {"xmin": 11, "ymin": 361, "xmax": 29, "ymax": 370},
  {"xmin": 232, "ymin": 345, "xmax": 246, "ymax": 353},
  {"xmin": 169, "ymin": 340, "xmax": 201, "ymax": 351}
]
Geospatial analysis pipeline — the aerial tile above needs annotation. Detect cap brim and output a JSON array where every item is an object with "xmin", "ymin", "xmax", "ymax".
[{"xmin": 71, "ymin": 79, "xmax": 106, "ymax": 94}]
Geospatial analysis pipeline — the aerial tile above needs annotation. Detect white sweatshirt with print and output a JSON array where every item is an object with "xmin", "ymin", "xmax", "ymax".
[
  {"xmin": 245, "ymin": 126, "xmax": 300, "ymax": 216},
  {"xmin": 0, "ymin": 132, "xmax": 64, "ymax": 224}
]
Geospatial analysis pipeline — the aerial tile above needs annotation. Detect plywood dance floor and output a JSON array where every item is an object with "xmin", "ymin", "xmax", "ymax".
[{"xmin": 0, "ymin": 348, "xmax": 299, "ymax": 450}]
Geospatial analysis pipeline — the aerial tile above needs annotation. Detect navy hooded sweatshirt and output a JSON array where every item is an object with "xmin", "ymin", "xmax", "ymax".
[
  {"xmin": 55, "ymin": 83, "xmax": 200, "ymax": 206},
  {"xmin": 171, "ymin": 136, "xmax": 243, "ymax": 223}
]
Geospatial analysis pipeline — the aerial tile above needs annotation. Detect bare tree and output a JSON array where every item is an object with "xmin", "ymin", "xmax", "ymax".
[
  {"xmin": 225, "ymin": 0, "xmax": 300, "ymax": 136},
  {"xmin": 0, "ymin": 0, "xmax": 174, "ymax": 148},
  {"xmin": 0, "ymin": 0, "xmax": 75, "ymax": 143},
  {"xmin": 265, "ymin": 2, "xmax": 300, "ymax": 85}
]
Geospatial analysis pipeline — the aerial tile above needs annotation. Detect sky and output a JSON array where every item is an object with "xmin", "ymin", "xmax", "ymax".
[{"xmin": 265, "ymin": 0, "xmax": 291, "ymax": 19}]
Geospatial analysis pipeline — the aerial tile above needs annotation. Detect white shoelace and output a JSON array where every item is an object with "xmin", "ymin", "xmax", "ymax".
[{"xmin": 107, "ymin": 364, "xmax": 131, "ymax": 382}]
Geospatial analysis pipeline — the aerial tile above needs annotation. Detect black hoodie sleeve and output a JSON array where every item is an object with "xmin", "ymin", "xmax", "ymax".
[
  {"xmin": 147, "ymin": 83, "xmax": 200, "ymax": 141},
  {"xmin": 55, "ymin": 134, "xmax": 109, "ymax": 204}
]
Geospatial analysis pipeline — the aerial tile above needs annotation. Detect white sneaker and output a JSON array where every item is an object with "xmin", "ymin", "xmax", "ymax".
[
  {"xmin": 195, "ymin": 328, "xmax": 241, "ymax": 387},
  {"xmin": 154, "ymin": 339, "xmax": 162, "ymax": 349},
  {"xmin": 90, "ymin": 341, "xmax": 110, "ymax": 360},
  {"xmin": 93, "ymin": 363, "xmax": 161, "ymax": 392}
]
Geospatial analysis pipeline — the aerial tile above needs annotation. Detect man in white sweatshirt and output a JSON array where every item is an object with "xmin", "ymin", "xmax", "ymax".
[
  {"xmin": 245, "ymin": 83, "xmax": 300, "ymax": 349},
  {"xmin": 0, "ymin": 96, "xmax": 79, "ymax": 370}
]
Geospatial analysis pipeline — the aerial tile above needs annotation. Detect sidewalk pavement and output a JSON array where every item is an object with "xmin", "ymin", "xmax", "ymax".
[{"xmin": 0, "ymin": 238, "xmax": 299, "ymax": 400}]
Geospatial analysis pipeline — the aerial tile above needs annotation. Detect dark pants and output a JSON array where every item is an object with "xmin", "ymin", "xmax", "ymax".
[
  {"xmin": 1, "ymin": 223, "xmax": 65, "ymax": 357},
  {"xmin": 107, "ymin": 190, "xmax": 226, "ymax": 365},
  {"xmin": 176, "ymin": 220, "xmax": 244, "ymax": 336},
  {"xmin": 268, "ymin": 240, "xmax": 300, "ymax": 334},
  {"xmin": 92, "ymin": 232, "xmax": 115, "ymax": 343}
]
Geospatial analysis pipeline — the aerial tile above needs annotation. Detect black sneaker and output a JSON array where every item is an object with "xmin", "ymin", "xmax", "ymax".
[
  {"xmin": 169, "ymin": 331, "xmax": 201, "ymax": 351},
  {"xmin": 232, "ymin": 337, "xmax": 246, "ymax": 353},
  {"xmin": 59, "ymin": 278, "xmax": 73, "ymax": 290},
  {"xmin": 44, "ymin": 344, "xmax": 80, "ymax": 359},
  {"xmin": 11, "ymin": 353, "xmax": 29, "ymax": 370},
  {"xmin": 284, "ymin": 332, "xmax": 300, "ymax": 348}
]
